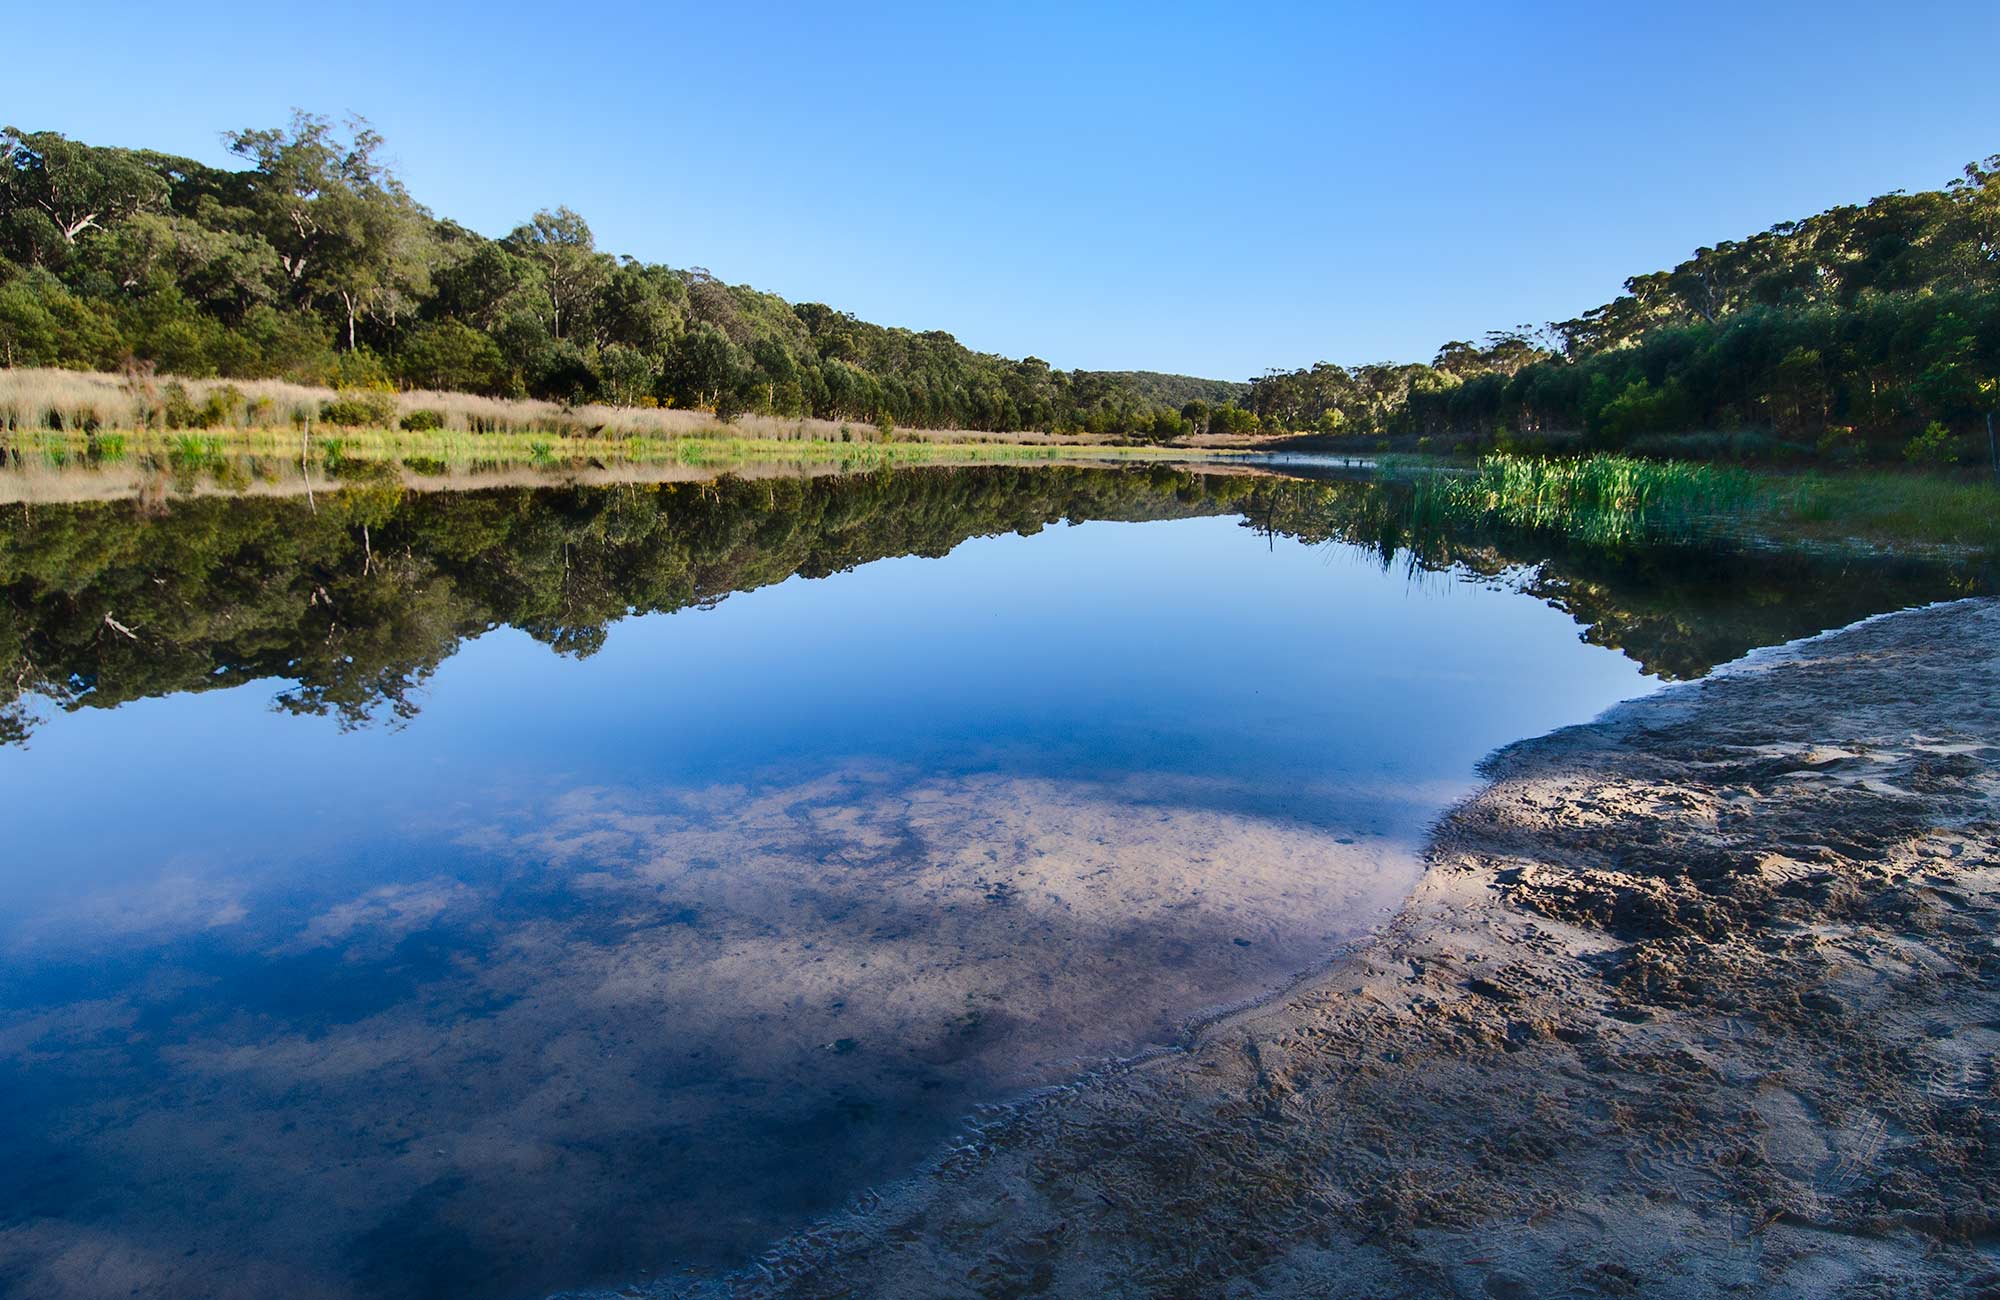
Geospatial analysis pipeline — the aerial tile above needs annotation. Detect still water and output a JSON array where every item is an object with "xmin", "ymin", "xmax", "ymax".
[{"xmin": 0, "ymin": 464, "xmax": 1975, "ymax": 1299}]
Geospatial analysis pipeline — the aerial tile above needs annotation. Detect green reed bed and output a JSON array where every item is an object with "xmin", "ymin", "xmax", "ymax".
[
  {"xmin": 1408, "ymin": 454, "xmax": 1759, "ymax": 545},
  {"xmin": 1398, "ymin": 452, "xmax": 2000, "ymax": 558}
]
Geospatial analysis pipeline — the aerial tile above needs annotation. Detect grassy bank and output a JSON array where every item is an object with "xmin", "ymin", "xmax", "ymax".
[
  {"xmin": 1402, "ymin": 453, "xmax": 2000, "ymax": 555},
  {"xmin": 0, "ymin": 425, "xmax": 1230, "ymax": 484},
  {"xmin": 0, "ymin": 367, "xmax": 1110, "ymax": 447},
  {"xmin": 1768, "ymin": 471, "xmax": 2000, "ymax": 553}
]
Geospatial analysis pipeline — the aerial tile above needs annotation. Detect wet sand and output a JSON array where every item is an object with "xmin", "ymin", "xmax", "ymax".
[{"xmin": 613, "ymin": 598, "xmax": 2000, "ymax": 1298}]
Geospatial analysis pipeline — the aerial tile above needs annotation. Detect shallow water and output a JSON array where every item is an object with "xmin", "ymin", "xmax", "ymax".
[{"xmin": 0, "ymin": 464, "xmax": 1978, "ymax": 1300}]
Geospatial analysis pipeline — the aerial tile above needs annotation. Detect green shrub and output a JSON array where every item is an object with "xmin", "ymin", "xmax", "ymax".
[
  {"xmin": 199, "ymin": 384, "xmax": 244, "ymax": 429},
  {"xmin": 1815, "ymin": 425, "xmax": 1863, "ymax": 463},
  {"xmin": 162, "ymin": 381, "xmax": 200, "ymax": 429},
  {"xmin": 319, "ymin": 392, "xmax": 398, "ymax": 428},
  {"xmin": 1902, "ymin": 420, "xmax": 1958, "ymax": 466},
  {"xmin": 399, "ymin": 408, "xmax": 445, "ymax": 432}
]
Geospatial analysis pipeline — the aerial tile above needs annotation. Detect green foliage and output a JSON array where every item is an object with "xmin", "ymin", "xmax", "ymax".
[
  {"xmin": 1210, "ymin": 403, "xmax": 1259, "ymax": 436},
  {"xmin": 1257, "ymin": 157, "xmax": 2000, "ymax": 461},
  {"xmin": 10, "ymin": 115, "xmax": 1999, "ymax": 459},
  {"xmin": 396, "ymin": 320, "xmax": 504, "ymax": 393},
  {"xmin": 399, "ymin": 408, "xmax": 444, "ymax": 432},
  {"xmin": 1410, "ymin": 454, "xmax": 1757, "ymax": 545},
  {"xmin": 319, "ymin": 391, "xmax": 397, "ymax": 428},
  {"xmin": 1903, "ymin": 420, "xmax": 1958, "ymax": 466},
  {"xmin": 0, "ymin": 119, "xmax": 1238, "ymax": 439}
]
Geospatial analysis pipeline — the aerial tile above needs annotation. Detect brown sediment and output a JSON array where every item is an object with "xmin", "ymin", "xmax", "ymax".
[{"xmin": 639, "ymin": 598, "xmax": 2000, "ymax": 1299}]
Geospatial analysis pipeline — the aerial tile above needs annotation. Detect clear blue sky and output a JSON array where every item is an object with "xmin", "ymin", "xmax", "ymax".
[{"xmin": 12, "ymin": 0, "xmax": 1997, "ymax": 379}]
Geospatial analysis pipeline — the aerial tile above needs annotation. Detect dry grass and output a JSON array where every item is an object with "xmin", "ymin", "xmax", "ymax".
[
  {"xmin": 0, "ymin": 427, "xmax": 1241, "ymax": 506},
  {"xmin": 0, "ymin": 367, "xmax": 1095, "ymax": 446}
]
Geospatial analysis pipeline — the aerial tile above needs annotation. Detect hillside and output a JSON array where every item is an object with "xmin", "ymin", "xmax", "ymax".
[
  {"xmin": 1249, "ymin": 155, "xmax": 2000, "ymax": 464},
  {"xmin": 0, "ymin": 115, "xmax": 1246, "ymax": 439}
]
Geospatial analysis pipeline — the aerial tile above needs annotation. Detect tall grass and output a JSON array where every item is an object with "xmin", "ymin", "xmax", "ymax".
[
  {"xmin": 1409, "ymin": 454, "xmax": 1759, "ymax": 544},
  {"xmin": 0, "ymin": 366, "xmax": 1089, "ymax": 446},
  {"xmin": 1403, "ymin": 451, "xmax": 2000, "ymax": 556},
  {"xmin": 1774, "ymin": 471, "xmax": 2000, "ymax": 553}
]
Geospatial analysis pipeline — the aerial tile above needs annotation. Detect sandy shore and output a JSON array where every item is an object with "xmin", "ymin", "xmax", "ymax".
[{"xmin": 599, "ymin": 598, "xmax": 2000, "ymax": 1299}]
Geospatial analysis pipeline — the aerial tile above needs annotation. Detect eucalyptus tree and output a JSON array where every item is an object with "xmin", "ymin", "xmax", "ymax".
[
  {"xmin": 225, "ymin": 112, "xmax": 429, "ymax": 350},
  {"xmin": 428, "ymin": 229, "xmax": 538, "ymax": 330},
  {"xmin": 504, "ymin": 206, "xmax": 605, "ymax": 342},
  {"xmin": 0, "ymin": 127, "xmax": 168, "ymax": 266}
]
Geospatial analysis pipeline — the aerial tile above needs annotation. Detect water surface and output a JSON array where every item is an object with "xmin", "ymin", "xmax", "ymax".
[{"xmin": 0, "ymin": 463, "xmax": 1978, "ymax": 1300}]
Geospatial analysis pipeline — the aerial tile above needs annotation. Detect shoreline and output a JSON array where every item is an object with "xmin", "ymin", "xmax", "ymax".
[
  {"xmin": 592, "ymin": 597, "xmax": 2000, "ymax": 1299},
  {"xmin": 0, "ymin": 439, "xmax": 1272, "ymax": 506}
]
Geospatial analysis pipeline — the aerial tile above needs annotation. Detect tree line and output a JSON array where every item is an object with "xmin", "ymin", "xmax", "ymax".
[
  {"xmin": 0, "ymin": 114, "xmax": 1250, "ymax": 437},
  {"xmin": 1250, "ymin": 156, "xmax": 2000, "ymax": 463},
  {"xmin": 4, "ymin": 113, "xmax": 1999, "ymax": 461}
]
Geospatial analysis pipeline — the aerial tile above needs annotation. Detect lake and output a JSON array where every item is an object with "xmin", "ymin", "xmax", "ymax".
[{"xmin": 0, "ymin": 459, "xmax": 1979, "ymax": 1300}]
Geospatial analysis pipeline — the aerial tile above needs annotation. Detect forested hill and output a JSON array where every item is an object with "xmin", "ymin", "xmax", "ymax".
[
  {"xmin": 1076, "ymin": 370, "xmax": 1249, "ymax": 409},
  {"xmin": 0, "ymin": 114, "xmax": 1246, "ymax": 437},
  {"xmin": 1248, "ymin": 153, "xmax": 2000, "ymax": 464},
  {"xmin": 5, "ymin": 114, "xmax": 1997, "ymax": 461}
]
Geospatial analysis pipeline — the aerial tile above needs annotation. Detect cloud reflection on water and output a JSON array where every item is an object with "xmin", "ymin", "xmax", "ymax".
[{"xmin": 1, "ymin": 763, "xmax": 1431, "ymax": 1300}]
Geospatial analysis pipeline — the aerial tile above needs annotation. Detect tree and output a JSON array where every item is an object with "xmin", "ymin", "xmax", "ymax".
[
  {"xmin": 597, "ymin": 342, "xmax": 660, "ymax": 406},
  {"xmin": 225, "ymin": 112, "xmax": 428, "ymax": 350},
  {"xmin": 0, "ymin": 273, "xmax": 59, "ymax": 365},
  {"xmin": 0, "ymin": 128, "xmax": 168, "ymax": 264},
  {"xmin": 505, "ymin": 206, "xmax": 604, "ymax": 341},
  {"xmin": 666, "ymin": 321, "xmax": 742, "ymax": 409},
  {"xmin": 429, "ymin": 234, "xmax": 535, "ymax": 330},
  {"xmin": 595, "ymin": 261, "xmax": 681, "ymax": 352},
  {"xmin": 396, "ymin": 319, "xmax": 504, "ymax": 392}
]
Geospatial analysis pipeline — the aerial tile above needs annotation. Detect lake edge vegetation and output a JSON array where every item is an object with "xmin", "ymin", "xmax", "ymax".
[{"xmin": 1396, "ymin": 452, "xmax": 2000, "ymax": 555}]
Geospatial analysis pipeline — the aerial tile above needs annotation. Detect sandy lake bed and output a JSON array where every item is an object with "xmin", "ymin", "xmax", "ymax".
[{"xmin": 608, "ymin": 598, "xmax": 2000, "ymax": 1299}]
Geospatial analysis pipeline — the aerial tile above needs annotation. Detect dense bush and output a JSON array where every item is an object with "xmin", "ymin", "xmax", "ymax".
[{"xmin": 319, "ymin": 392, "xmax": 398, "ymax": 428}]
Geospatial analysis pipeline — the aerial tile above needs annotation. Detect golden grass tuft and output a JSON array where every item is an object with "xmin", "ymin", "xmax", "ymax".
[{"xmin": 0, "ymin": 367, "xmax": 1097, "ymax": 446}]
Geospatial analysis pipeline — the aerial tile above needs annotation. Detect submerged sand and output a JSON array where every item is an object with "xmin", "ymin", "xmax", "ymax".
[{"xmin": 604, "ymin": 598, "xmax": 2000, "ymax": 1298}]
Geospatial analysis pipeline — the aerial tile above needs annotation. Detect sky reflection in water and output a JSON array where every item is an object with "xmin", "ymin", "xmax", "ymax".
[{"xmin": 2, "ymin": 509, "xmax": 1656, "ymax": 1300}]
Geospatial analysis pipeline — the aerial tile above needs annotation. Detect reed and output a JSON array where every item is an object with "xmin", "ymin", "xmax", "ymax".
[
  {"xmin": 0, "ymin": 366, "xmax": 1095, "ymax": 446},
  {"xmin": 1408, "ymin": 454, "xmax": 1758, "ymax": 545}
]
